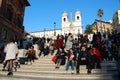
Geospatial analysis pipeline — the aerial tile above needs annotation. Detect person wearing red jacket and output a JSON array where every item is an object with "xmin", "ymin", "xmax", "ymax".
[
  {"xmin": 89, "ymin": 47, "xmax": 102, "ymax": 69},
  {"xmin": 56, "ymin": 36, "xmax": 63, "ymax": 49}
]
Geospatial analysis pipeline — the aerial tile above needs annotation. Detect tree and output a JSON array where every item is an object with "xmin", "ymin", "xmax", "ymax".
[
  {"xmin": 84, "ymin": 25, "xmax": 94, "ymax": 34},
  {"xmin": 97, "ymin": 9, "xmax": 104, "ymax": 32}
]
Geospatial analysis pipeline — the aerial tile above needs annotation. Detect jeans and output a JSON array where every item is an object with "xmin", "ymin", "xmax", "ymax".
[
  {"xmin": 65, "ymin": 61, "xmax": 75, "ymax": 71},
  {"xmin": 56, "ymin": 58, "xmax": 62, "ymax": 64}
]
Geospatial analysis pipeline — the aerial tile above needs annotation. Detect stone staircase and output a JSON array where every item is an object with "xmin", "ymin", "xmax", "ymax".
[{"xmin": 0, "ymin": 54, "xmax": 119, "ymax": 80}]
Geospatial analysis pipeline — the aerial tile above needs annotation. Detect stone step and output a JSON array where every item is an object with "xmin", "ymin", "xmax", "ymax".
[
  {"xmin": 0, "ymin": 71, "xmax": 117, "ymax": 80},
  {"xmin": 0, "ymin": 67, "xmax": 117, "ymax": 74},
  {"xmin": 0, "ymin": 77, "xmax": 118, "ymax": 80},
  {"xmin": 15, "ymin": 68, "xmax": 118, "ymax": 74},
  {"xmin": 34, "ymin": 59, "xmax": 116, "ymax": 64},
  {"xmin": 30, "ymin": 63, "xmax": 116, "ymax": 68},
  {"xmin": 1, "ymin": 65, "xmax": 116, "ymax": 71},
  {"xmin": 0, "ymin": 56, "xmax": 118, "ymax": 80},
  {"xmin": 33, "ymin": 60, "xmax": 116, "ymax": 64}
]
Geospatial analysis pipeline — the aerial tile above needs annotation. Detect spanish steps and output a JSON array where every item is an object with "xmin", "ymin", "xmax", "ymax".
[{"xmin": 0, "ymin": 54, "xmax": 119, "ymax": 80}]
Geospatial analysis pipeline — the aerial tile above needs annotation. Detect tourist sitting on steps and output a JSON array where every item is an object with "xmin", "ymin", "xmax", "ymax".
[{"xmin": 76, "ymin": 46, "xmax": 92, "ymax": 74}]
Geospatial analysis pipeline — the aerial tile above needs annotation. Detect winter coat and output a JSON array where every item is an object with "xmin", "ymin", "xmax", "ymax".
[{"xmin": 65, "ymin": 36, "xmax": 73, "ymax": 50}]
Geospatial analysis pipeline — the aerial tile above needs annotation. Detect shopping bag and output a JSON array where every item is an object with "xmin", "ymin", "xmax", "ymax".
[{"xmin": 51, "ymin": 55, "xmax": 57, "ymax": 63}]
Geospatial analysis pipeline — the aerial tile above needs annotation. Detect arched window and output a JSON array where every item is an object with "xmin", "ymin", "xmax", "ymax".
[
  {"xmin": 63, "ymin": 18, "xmax": 66, "ymax": 22},
  {"xmin": 77, "ymin": 16, "xmax": 79, "ymax": 20},
  {"xmin": 6, "ymin": 8, "xmax": 13, "ymax": 21}
]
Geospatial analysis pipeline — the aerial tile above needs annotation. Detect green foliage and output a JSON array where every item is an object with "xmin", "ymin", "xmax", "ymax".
[{"xmin": 84, "ymin": 25, "xmax": 94, "ymax": 34}]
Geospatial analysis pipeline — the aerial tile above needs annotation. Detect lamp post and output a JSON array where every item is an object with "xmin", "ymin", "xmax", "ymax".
[
  {"xmin": 54, "ymin": 22, "xmax": 56, "ymax": 36},
  {"xmin": 44, "ymin": 28, "xmax": 46, "ymax": 37}
]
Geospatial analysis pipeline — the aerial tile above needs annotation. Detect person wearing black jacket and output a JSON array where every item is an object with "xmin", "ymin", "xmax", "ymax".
[
  {"xmin": 55, "ymin": 47, "xmax": 66, "ymax": 69},
  {"xmin": 76, "ymin": 46, "xmax": 92, "ymax": 74}
]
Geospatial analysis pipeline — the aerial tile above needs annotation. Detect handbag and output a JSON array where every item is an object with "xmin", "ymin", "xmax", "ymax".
[{"xmin": 51, "ymin": 55, "xmax": 57, "ymax": 63}]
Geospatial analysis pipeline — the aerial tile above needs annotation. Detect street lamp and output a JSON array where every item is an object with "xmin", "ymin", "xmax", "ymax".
[
  {"xmin": 54, "ymin": 22, "xmax": 56, "ymax": 36},
  {"xmin": 44, "ymin": 28, "xmax": 46, "ymax": 37}
]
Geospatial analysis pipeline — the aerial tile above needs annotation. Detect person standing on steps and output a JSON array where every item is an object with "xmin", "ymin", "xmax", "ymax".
[
  {"xmin": 4, "ymin": 38, "xmax": 19, "ymax": 75},
  {"xmin": 65, "ymin": 33, "xmax": 73, "ymax": 51}
]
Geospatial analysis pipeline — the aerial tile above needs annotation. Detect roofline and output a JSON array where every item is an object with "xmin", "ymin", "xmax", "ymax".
[
  {"xmin": 95, "ymin": 19, "xmax": 112, "ymax": 24},
  {"xmin": 24, "ymin": 0, "xmax": 30, "ymax": 6},
  {"xmin": 29, "ymin": 28, "xmax": 62, "ymax": 33}
]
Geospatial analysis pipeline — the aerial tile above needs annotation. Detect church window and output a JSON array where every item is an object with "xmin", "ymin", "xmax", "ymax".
[
  {"xmin": 63, "ymin": 18, "xmax": 66, "ymax": 22},
  {"xmin": 77, "ymin": 16, "xmax": 79, "ymax": 20}
]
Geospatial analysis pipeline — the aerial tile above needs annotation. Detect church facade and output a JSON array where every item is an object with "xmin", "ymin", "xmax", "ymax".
[
  {"xmin": 29, "ymin": 10, "xmax": 82, "ymax": 39},
  {"xmin": 62, "ymin": 10, "xmax": 82, "ymax": 35}
]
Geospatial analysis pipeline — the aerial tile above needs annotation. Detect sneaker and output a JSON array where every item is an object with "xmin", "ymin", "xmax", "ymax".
[
  {"xmin": 76, "ymin": 72, "xmax": 79, "ymax": 74},
  {"xmin": 28, "ymin": 62, "xmax": 32, "ymax": 65},
  {"xmin": 65, "ymin": 71, "xmax": 68, "ymax": 73},
  {"xmin": 71, "ymin": 71, "xmax": 74, "ymax": 74},
  {"xmin": 57, "ymin": 67, "xmax": 59, "ymax": 69},
  {"xmin": 2, "ymin": 68, "xmax": 6, "ymax": 71},
  {"xmin": 87, "ymin": 71, "xmax": 91, "ymax": 74},
  {"xmin": 55, "ymin": 67, "xmax": 59, "ymax": 69},
  {"xmin": 14, "ymin": 67, "xmax": 17, "ymax": 71},
  {"xmin": 76, "ymin": 70, "xmax": 79, "ymax": 74}
]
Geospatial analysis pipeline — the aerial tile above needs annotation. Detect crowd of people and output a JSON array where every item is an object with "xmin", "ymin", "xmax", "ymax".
[
  {"xmin": 0, "ymin": 31, "xmax": 120, "ymax": 76},
  {"xmin": 32, "ymin": 32, "xmax": 120, "ymax": 75}
]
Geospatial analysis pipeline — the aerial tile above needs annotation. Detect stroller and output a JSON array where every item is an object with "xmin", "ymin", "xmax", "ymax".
[{"xmin": 2, "ymin": 59, "xmax": 20, "ymax": 71}]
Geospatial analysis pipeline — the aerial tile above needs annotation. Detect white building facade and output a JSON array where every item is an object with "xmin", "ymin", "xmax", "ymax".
[
  {"xmin": 62, "ymin": 10, "xmax": 82, "ymax": 35},
  {"xmin": 29, "ymin": 10, "xmax": 82, "ymax": 39}
]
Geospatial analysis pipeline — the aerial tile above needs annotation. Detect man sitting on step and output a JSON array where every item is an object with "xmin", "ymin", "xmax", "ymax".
[{"xmin": 76, "ymin": 46, "xmax": 92, "ymax": 74}]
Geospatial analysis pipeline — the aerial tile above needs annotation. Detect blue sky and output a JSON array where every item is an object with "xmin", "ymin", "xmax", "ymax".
[{"xmin": 23, "ymin": 0, "xmax": 120, "ymax": 32}]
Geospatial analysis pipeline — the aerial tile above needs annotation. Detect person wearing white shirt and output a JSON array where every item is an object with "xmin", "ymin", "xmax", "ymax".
[{"xmin": 4, "ymin": 38, "xmax": 19, "ymax": 75}]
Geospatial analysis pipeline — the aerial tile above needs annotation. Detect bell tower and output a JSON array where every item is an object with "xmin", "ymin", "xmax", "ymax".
[
  {"xmin": 75, "ymin": 10, "xmax": 81, "ymax": 22},
  {"xmin": 62, "ymin": 11, "xmax": 68, "ymax": 28},
  {"xmin": 75, "ymin": 10, "xmax": 82, "ymax": 34}
]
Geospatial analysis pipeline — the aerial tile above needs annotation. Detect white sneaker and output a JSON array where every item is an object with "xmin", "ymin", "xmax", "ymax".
[
  {"xmin": 71, "ymin": 71, "xmax": 74, "ymax": 74},
  {"xmin": 65, "ymin": 71, "xmax": 68, "ymax": 73}
]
